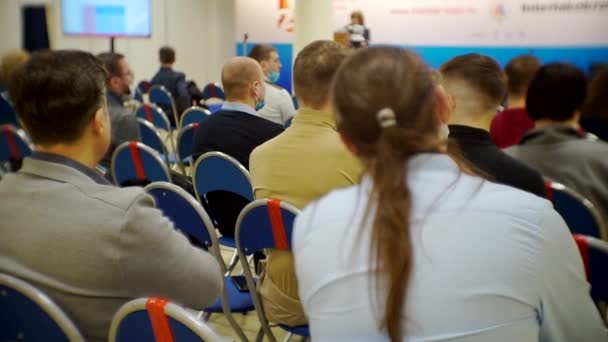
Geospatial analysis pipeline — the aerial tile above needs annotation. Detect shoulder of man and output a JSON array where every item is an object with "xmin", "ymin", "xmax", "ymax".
[{"xmin": 265, "ymin": 80, "xmax": 287, "ymax": 92}]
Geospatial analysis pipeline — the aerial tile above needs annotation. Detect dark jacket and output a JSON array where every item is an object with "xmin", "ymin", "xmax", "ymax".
[{"xmin": 150, "ymin": 67, "xmax": 191, "ymax": 117}]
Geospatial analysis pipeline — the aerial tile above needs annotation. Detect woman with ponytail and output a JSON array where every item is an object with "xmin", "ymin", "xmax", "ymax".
[{"xmin": 292, "ymin": 48, "xmax": 603, "ymax": 341}]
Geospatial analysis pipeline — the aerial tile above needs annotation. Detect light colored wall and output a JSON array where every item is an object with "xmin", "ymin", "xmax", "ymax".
[{"xmin": 0, "ymin": 0, "xmax": 236, "ymax": 86}]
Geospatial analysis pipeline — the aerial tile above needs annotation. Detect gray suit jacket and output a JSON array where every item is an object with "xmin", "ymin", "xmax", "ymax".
[{"xmin": 0, "ymin": 156, "xmax": 222, "ymax": 341}]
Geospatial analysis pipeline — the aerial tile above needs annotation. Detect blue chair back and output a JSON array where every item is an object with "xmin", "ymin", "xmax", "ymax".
[
  {"xmin": 180, "ymin": 107, "xmax": 209, "ymax": 129},
  {"xmin": 201, "ymin": 83, "xmax": 225, "ymax": 100},
  {"xmin": 112, "ymin": 141, "xmax": 171, "ymax": 186},
  {"xmin": 546, "ymin": 181, "xmax": 607, "ymax": 239},
  {"xmin": 0, "ymin": 273, "xmax": 84, "ymax": 342},
  {"xmin": 149, "ymin": 85, "xmax": 177, "ymax": 124},
  {"xmin": 0, "ymin": 94, "xmax": 18, "ymax": 126},
  {"xmin": 177, "ymin": 123, "xmax": 198, "ymax": 169},
  {"xmin": 145, "ymin": 182, "xmax": 215, "ymax": 248},
  {"xmin": 134, "ymin": 80, "xmax": 151, "ymax": 103},
  {"xmin": 109, "ymin": 298, "xmax": 223, "ymax": 342},
  {"xmin": 291, "ymin": 95, "xmax": 299, "ymax": 110},
  {"xmin": 137, "ymin": 118, "xmax": 169, "ymax": 160},
  {"xmin": 0, "ymin": 124, "xmax": 32, "ymax": 163},
  {"xmin": 236, "ymin": 199, "xmax": 299, "ymax": 255},
  {"xmin": 285, "ymin": 116, "xmax": 294, "ymax": 128},
  {"xmin": 574, "ymin": 235, "xmax": 608, "ymax": 310},
  {"xmin": 136, "ymin": 104, "xmax": 171, "ymax": 132},
  {"xmin": 192, "ymin": 152, "xmax": 253, "ymax": 202}
]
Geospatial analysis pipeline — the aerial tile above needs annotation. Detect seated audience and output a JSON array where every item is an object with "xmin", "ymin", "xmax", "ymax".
[
  {"xmin": 581, "ymin": 68, "xmax": 608, "ymax": 141},
  {"xmin": 0, "ymin": 50, "xmax": 222, "ymax": 342},
  {"xmin": 440, "ymin": 54, "xmax": 545, "ymax": 197},
  {"xmin": 193, "ymin": 56, "xmax": 283, "ymax": 237},
  {"xmin": 293, "ymin": 47, "xmax": 603, "ymax": 341},
  {"xmin": 250, "ymin": 40, "xmax": 363, "ymax": 326},
  {"xmin": 490, "ymin": 55, "xmax": 541, "ymax": 148},
  {"xmin": 150, "ymin": 46, "xmax": 192, "ymax": 122},
  {"xmin": 507, "ymin": 63, "xmax": 608, "ymax": 223},
  {"xmin": 97, "ymin": 52, "xmax": 140, "ymax": 171},
  {"xmin": 248, "ymin": 44, "xmax": 296, "ymax": 125}
]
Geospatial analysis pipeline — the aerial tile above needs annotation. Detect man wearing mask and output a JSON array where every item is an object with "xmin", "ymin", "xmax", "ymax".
[
  {"xmin": 248, "ymin": 44, "xmax": 295, "ymax": 125},
  {"xmin": 97, "ymin": 52, "xmax": 140, "ymax": 171}
]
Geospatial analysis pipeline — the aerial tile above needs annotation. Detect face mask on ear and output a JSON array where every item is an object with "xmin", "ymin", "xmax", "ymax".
[
  {"xmin": 255, "ymin": 98, "xmax": 265, "ymax": 111},
  {"xmin": 268, "ymin": 71, "xmax": 280, "ymax": 83}
]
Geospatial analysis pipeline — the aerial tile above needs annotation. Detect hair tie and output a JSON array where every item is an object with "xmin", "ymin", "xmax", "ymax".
[{"xmin": 377, "ymin": 108, "xmax": 397, "ymax": 128}]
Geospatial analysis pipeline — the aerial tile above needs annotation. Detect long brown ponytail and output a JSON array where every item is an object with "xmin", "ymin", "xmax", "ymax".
[{"xmin": 332, "ymin": 48, "xmax": 444, "ymax": 341}]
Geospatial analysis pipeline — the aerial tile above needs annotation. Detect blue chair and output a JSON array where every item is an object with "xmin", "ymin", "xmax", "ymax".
[
  {"xmin": 180, "ymin": 107, "xmax": 210, "ymax": 129},
  {"xmin": 134, "ymin": 80, "xmax": 151, "ymax": 103},
  {"xmin": 144, "ymin": 182, "xmax": 252, "ymax": 341},
  {"xmin": 201, "ymin": 83, "xmax": 225, "ymax": 101},
  {"xmin": 291, "ymin": 95, "xmax": 299, "ymax": 111},
  {"xmin": 176, "ymin": 123, "xmax": 199, "ymax": 176},
  {"xmin": 235, "ymin": 198, "xmax": 310, "ymax": 342},
  {"xmin": 109, "ymin": 297, "xmax": 224, "ymax": 342},
  {"xmin": 0, "ymin": 124, "xmax": 32, "ymax": 171},
  {"xmin": 573, "ymin": 234, "xmax": 608, "ymax": 321},
  {"xmin": 136, "ymin": 118, "xmax": 175, "ymax": 169},
  {"xmin": 0, "ymin": 93, "xmax": 18, "ymax": 126},
  {"xmin": 284, "ymin": 116, "xmax": 294, "ymax": 128},
  {"xmin": 136, "ymin": 103, "xmax": 172, "ymax": 132},
  {"xmin": 111, "ymin": 141, "xmax": 172, "ymax": 186},
  {"xmin": 545, "ymin": 181, "xmax": 607, "ymax": 240},
  {"xmin": 149, "ymin": 85, "xmax": 179, "ymax": 127},
  {"xmin": 0, "ymin": 273, "xmax": 84, "ymax": 342}
]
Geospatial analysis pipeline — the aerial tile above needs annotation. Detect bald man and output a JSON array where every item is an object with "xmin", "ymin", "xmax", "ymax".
[{"xmin": 192, "ymin": 57, "xmax": 284, "ymax": 237}]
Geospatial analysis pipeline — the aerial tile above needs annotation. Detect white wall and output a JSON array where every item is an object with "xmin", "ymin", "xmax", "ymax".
[{"xmin": 0, "ymin": 0, "xmax": 236, "ymax": 86}]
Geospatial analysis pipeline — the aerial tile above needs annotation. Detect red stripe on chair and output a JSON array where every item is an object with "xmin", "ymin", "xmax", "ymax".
[
  {"xmin": 192, "ymin": 123, "xmax": 199, "ymax": 129},
  {"xmin": 4, "ymin": 126, "xmax": 19, "ymax": 160},
  {"xmin": 210, "ymin": 84, "xmax": 217, "ymax": 98},
  {"xmin": 129, "ymin": 142, "xmax": 146, "ymax": 180},
  {"xmin": 573, "ymin": 235, "xmax": 591, "ymax": 280},
  {"xmin": 146, "ymin": 298, "xmax": 174, "ymax": 342},
  {"xmin": 144, "ymin": 104, "xmax": 154, "ymax": 123},
  {"xmin": 267, "ymin": 198, "xmax": 289, "ymax": 250},
  {"xmin": 544, "ymin": 181, "xmax": 553, "ymax": 201},
  {"xmin": 143, "ymin": 81, "xmax": 150, "ymax": 92}
]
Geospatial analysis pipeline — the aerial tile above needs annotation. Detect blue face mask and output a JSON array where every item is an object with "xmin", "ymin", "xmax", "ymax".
[
  {"xmin": 255, "ymin": 99, "xmax": 265, "ymax": 111},
  {"xmin": 268, "ymin": 71, "xmax": 280, "ymax": 83}
]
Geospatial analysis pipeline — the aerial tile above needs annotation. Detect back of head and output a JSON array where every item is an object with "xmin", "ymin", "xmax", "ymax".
[
  {"xmin": 221, "ymin": 56, "xmax": 263, "ymax": 101},
  {"xmin": 294, "ymin": 40, "xmax": 350, "ymax": 109},
  {"xmin": 505, "ymin": 55, "xmax": 541, "ymax": 98},
  {"xmin": 1, "ymin": 49, "xmax": 30, "ymax": 86},
  {"xmin": 440, "ymin": 53, "xmax": 506, "ymax": 115},
  {"xmin": 248, "ymin": 44, "xmax": 276, "ymax": 64},
  {"xmin": 583, "ymin": 68, "xmax": 608, "ymax": 121},
  {"xmin": 159, "ymin": 46, "xmax": 175, "ymax": 65},
  {"xmin": 9, "ymin": 50, "xmax": 107, "ymax": 146},
  {"xmin": 97, "ymin": 52, "xmax": 125, "ymax": 84},
  {"xmin": 351, "ymin": 11, "xmax": 365, "ymax": 25},
  {"xmin": 526, "ymin": 62, "xmax": 587, "ymax": 122},
  {"xmin": 333, "ymin": 47, "xmax": 441, "ymax": 341}
]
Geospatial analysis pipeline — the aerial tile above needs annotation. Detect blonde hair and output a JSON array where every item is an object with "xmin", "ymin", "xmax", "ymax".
[
  {"xmin": 1, "ymin": 50, "xmax": 30, "ymax": 85},
  {"xmin": 351, "ymin": 11, "xmax": 365, "ymax": 25}
]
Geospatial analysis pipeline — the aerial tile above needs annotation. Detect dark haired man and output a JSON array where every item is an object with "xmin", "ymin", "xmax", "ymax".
[
  {"xmin": 440, "ymin": 53, "xmax": 545, "ymax": 197},
  {"xmin": 150, "ymin": 46, "xmax": 192, "ymax": 120},
  {"xmin": 1, "ymin": 50, "xmax": 222, "ymax": 341},
  {"xmin": 507, "ymin": 63, "xmax": 608, "ymax": 222}
]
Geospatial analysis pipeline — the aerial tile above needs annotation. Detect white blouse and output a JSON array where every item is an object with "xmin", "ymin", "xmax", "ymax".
[
  {"xmin": 258, "ymin": 82, "xmax": 296, "ymax": 125},
  {"xmin": 293, "ymin": 153, "xmax": 604, "ymax": 341}
]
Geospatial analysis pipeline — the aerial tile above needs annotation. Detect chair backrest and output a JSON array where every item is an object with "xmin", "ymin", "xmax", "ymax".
[
  {"xmin": 109, "ymin": 297, "xmax": 224, "ymax": 342},
  {"xmin": 149, "ymin": 85, "xmax": 178, "ymax": 125},
  {"xmin": 0, "ymin": 273, "xmax": 84, "ymax": 342},
  {"xmin": 112, "ymin": 141, "xmax": 171, "ymax": 186},
  {"xmin": 291, "ymin": 95, "xmax": 299, "ymax": 110},
  {"xmin": 137, "ymin": 118, "xmax": 170, "ymax": 164},
  {"xmin": 284, "ymin": 116, "xmax": 294, "ymax": 128},
  {"xmin": 0, "ymin": 124, "xmax": 32, "ymax": 163},
  {"xmin": 192, "ymin": 152, "xmax": 253, "ymax": 202},
  {"xmin": 176, "ymin": 123, "xmax": 199, "ymax": 172},
  {"xmin": 134, "ymin": 80, "xmax": 151, "ymax": 103},
  {"xmin": 136, "ymin": 104, "xmax": 172, "ymax": 132},
  {"xmin": 180, "ymin": 107, "xmax": 210, "ymax": 129},
  {"xmin": 0, "ymin": 94, "xmax": 18, "ymax": 126},
  {"xmin": 573, "ymin": 234, "xmax": 608, "ymax": 306},
  {"xmin": 545, "ymin": 181, "xmax": 607, "ymax": 240},
  {"xmin": 201, "ymin": 83, "xmax": 225, "ymax": 101}
]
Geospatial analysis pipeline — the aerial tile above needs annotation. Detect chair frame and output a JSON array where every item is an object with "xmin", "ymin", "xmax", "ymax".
[
  {"xmin": 108, "ymin": 297, "xmax": 224, "ymax": 342},
  {"xmin": 546, "ymin": 181, "xmax": 608, "ymax": 240},
  {"xmin": 1, "ymin": 124, "xmax": 33, "ymax": 159},
  {"xmin": 143, "ymin": 182, "xmax": 250, "ymax": 341},
  {"xmin": 176, "ymin": 123, "xmax": 199, "ymax": 176},
  {"xmin": 0, "ymin": 273, "xmax": 84, "ymax": 342},
  {"xmin": 149, "ymin": 85, "xmax": 179, "ymax": 128},
  {"xmin": 235, "ymin": 199, "xmax": 303, "ymax": 342},
  {"xmin": 136, "ymin": 118, "xmax": 172, "ymax": 169},
  {"xmin": 180, "ymin": 106, "xmax": 211, "ymax": 130},
  {"xmin": 111, "ymin": 141, "xmax": 172, "ymax": 186},
  {"xmin": 136, "ymin": 103, "xmax": 177, "ymax": 163},
  {"xmin": 192, "ymin": 151, "xmax": 254, "ymax": 203}
]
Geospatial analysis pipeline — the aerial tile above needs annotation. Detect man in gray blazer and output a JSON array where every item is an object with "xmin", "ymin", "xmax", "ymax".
[{"xmin": 0, "ymin": 50, "xmax": 223, "ymax": 341}]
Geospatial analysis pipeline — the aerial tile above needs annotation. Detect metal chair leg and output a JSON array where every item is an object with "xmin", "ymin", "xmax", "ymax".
[
  {"xmin": 255, "ymin": 327, "xmax": 265, "ymax": 342},
  {"xmin": 225, "ymin": 249, "xmax": 239, "ymax": 276},
  {"xmin": 282, "ymin": 332, "xmax": 293, "ymax": 342}
]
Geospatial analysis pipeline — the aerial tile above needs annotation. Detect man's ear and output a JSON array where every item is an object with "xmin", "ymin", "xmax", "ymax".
[
  {"xmin": 339, "ymin": 131, "xmax": 359, "ymax": 156},
  {"xmin": 435, "ymin": 86, "xmax": 453, "ymax": 124},
  {"xmin": 91, "ymin": 107, "xmax": 108, "ymax": 136}
]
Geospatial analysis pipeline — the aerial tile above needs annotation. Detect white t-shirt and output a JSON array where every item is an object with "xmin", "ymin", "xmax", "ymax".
[
  {"xmin": 293, "ymin": 153, "xmax": 604, "ymax": 341},
  {"xmin": 258, "ymin": 82, "xmax": 296, "ymax": 125}
]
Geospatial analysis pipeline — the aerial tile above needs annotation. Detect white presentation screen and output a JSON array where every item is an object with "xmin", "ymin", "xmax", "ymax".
[{"xmin": 62, "ymin": 0, "xmax": 151, "ymax": 37}]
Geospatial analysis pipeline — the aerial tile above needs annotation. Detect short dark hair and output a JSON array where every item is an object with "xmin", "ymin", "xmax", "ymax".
[
  {"xmin": 583, "ymin": 68, "xmax": 608, "ymax": 120},
  {"xmin": 293, "ymin": 40, "xmax": 350, "ymax": 108},
  {"xmin": 440, "ymin": 53, "xmax": 506, "ymax": 111},
  {"xmin": 9, "ymin": 50, "xmax": 107, "ymax": 145},
  {"xmin": 159, "ymin": 46, "xmax": 175, "ymax": 64},
  {"xmin": 248, "ymin": 45, "xmax": 277, "ymax": 63},
  {"xmin": 97, "ymin": 52, "xmax": 125, "ymax": 80},
  {"xmin": 526, "ymin": 63, "xmax": 587, "ymax": 121},
  {"xmin": 505, "ymin": 55, "xmax": 541, "ymax": 97}
]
